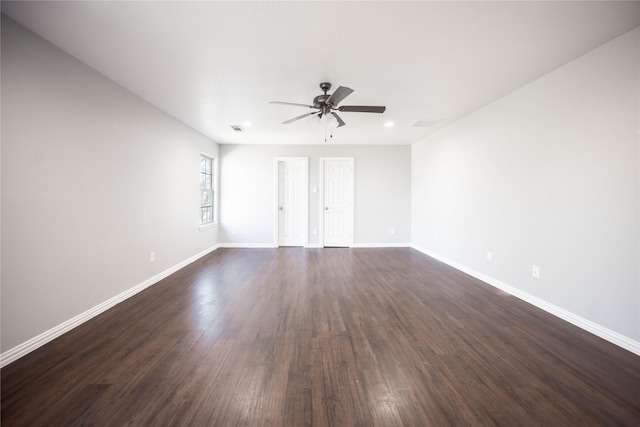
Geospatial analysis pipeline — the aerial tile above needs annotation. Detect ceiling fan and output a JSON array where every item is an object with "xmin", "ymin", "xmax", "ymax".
[{"xmin": 270, "ymin": 82, "xmax": 386, "ymax": 127}]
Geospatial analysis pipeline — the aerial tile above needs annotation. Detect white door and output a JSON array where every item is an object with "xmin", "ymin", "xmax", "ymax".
[
  {"xmin": 322, "ymin": 158, "xmax": 354, "ymax": 247},
  {"xmin": 277, "ymin": 159, "xmax": 306, "ymax": 246}
]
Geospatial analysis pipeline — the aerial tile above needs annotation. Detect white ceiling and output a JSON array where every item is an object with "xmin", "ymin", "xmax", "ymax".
[{"xmin": 3, "ymin": 1, "xmax": 639, "ymax": 145}]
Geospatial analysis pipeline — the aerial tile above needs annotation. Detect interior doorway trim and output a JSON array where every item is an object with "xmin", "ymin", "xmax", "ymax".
[
  {"xmin": 273, "ymin": 157, "xmax": 309, "ymax": 247},
  {"xmin": 319, "ymin": 157, "xmax": 354, "ymax": 248}
]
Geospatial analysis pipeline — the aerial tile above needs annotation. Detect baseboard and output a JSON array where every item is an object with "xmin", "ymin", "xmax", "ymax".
[
  {"xmin": 219, "ymin": 243, "xmax": 411, "ymax": 249},
  {"xmin": 0, "ymin": 244, "xmax": 220, "ymax": 368},
  {"xmin": 298, "ymin": 244, "xmax": 411, "ymax": 249},
  {"xmin": 411, "ymin": 245, "xmax": 640, "ymax": 357},
  {"xmin": 219, "ymin": 243, "xmax": 278, "ymax": 248},
  {"xmin": 352, "ymin": 243, "xmax": 411, "ymax": 248}
]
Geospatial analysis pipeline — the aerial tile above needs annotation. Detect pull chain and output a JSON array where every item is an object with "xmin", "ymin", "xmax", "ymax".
[{"xmin": 324, "ymin": 127, "xmax": 334, "ymax": 142}]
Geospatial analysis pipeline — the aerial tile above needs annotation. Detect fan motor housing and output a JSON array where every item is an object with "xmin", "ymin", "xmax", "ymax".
[{"xmin": 313, "ymin": 94, "xmax": 330, "ymax": 108}]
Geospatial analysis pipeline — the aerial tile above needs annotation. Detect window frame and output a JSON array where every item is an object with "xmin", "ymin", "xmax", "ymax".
[{"xmin": 199, "ymin": 153, "xmax": 216, "ymax": 229}]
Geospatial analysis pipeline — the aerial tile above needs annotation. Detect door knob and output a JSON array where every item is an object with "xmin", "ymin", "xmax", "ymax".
[
  {"xmin": 279, "ymin": 207, "xmax": 283, "ymax": 211},
  {"xmin": 325, "ymin": 207, "xmax": 329, "ymax": 210}
]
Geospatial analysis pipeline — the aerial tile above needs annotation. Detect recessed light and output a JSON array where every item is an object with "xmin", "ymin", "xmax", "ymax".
[{"xmin": 384, "ymin": 121, "xmax": 395, "ymax": 127}]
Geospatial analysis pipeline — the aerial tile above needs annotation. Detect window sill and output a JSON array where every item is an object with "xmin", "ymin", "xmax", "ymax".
[{"xmin": 199, "ymin": 222, "xmax": 217, "ymax": 231}]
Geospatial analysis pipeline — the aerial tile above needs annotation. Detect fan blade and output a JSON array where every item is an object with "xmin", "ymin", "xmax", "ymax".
[
  {"xmin": 331, "ymin": 112, "xmax": 346, "ymax": 128},
  {"xmin": 282, "ymin": 111, "xmax": 319, "ymax": 124},
  {"xmin": 326, "ymin": 86, "xmax": 354, "ymax": 106},
  {"xmin": 338, "ymin": 105, "xmax": 386, "ymax": 113},
  {"xmin": 270, "ymin": 101, "xmax": 314, "ymax": 108}
]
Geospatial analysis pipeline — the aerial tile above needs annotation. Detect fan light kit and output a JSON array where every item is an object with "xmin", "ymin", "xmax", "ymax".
[{"xmin": 270, "ymin": 82, "xmax": 386, "ymax": 141}]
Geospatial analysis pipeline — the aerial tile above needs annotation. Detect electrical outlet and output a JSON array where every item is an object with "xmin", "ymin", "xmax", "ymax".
[
  {"xmin": 150, "ymin": 252, "xmax": 155, "ymax": 262},
  {"xmin": 532, "ymin": 265, "xmax": 540, "ymax": 279},
  {"xmin": 232, "ymin": 228, "xmax": 237, "ymax": 235},
  {"xmin": 486, "ymin": 251, "xmax": 493, "ymax": 261},
  {"xmin": 390, "ymin": 228, "xmax": 396, "ymax": 235}
]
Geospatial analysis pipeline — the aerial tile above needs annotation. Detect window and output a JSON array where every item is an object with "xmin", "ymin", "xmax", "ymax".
[{"xmin": 200, "ymin": 155, "xmax": 215, "ymax": 226}]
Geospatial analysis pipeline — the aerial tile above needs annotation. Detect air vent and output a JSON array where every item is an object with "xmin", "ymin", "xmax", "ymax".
[
  {"xmin": 229, "ymin": 125, "xmax": 244, "ymax": 132},
  {"xmin": 410, "ymin": 120, "xmax": 440, "ymax": 128}
]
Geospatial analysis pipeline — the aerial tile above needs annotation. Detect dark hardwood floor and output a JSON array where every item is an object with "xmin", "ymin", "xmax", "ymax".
[{"xmin": 2, "ymin": 248, "xmax": 639, "ymax": 426}]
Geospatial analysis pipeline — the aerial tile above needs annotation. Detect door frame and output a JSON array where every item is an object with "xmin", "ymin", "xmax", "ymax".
[
  {"xmin": 319, "ymin": 157, "xmax": 354, "ymax": 248},
  {"xmin": 273, "ymin": 157, "xmax": 309, "ymax": 247}
]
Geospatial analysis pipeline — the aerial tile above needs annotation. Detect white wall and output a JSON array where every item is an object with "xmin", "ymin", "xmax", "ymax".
[
  {"xmin": 219, "ymin": 144, "xmax": 411, "ymax": 246},
  {"xmin": 1, "ymin": 16, "xmax": 219, "ymax": 354},
  {"xmin": 412, "ymin": 28, "xmax": 639, "ymax": 344}
]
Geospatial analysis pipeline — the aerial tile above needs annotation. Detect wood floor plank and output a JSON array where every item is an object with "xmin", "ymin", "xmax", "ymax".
[{"xmin": 2, "ymin": 248, "xmax": 639, "ymax": 426}]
